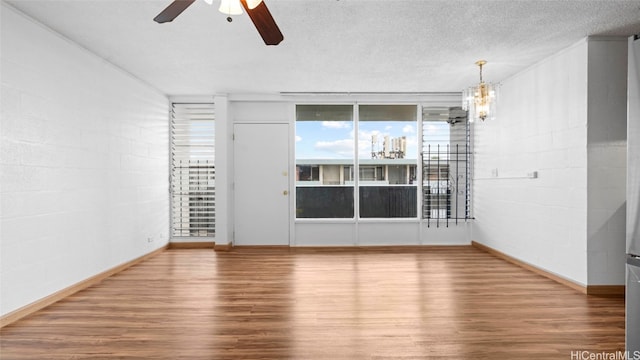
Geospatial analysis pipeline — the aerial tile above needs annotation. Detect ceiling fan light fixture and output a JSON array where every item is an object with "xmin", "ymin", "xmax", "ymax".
[
  {"xmin": 153, "ymin": 0, "xmax": 283, "ymax": 45},
  {"xmin": 219, "ymin": 0, "xmax": 243, "ymax": 15},
  {"xmin": 246, "ymin": 0, "xmax": 263, "ymax": 9},
  {"xmin": 462, "ymin": 60, "xmax": 497, "ymax": 123}
]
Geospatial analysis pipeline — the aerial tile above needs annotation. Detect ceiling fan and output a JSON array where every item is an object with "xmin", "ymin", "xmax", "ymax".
[{"xmin": 153, "ymin": 0, "xmax": 284, "ymax": 46}]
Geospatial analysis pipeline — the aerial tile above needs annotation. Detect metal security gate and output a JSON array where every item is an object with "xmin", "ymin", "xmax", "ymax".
[{"xmin": 421, "ymin": 106, "xmax": 471, "ymax": 227}]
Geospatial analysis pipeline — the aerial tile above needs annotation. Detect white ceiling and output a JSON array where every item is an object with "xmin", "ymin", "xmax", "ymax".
[{"xmin": 6, "ymin": 0, "xmax": 640, "ymax": 96}]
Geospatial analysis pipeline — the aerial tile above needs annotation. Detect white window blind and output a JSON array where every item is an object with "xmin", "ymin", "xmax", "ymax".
[{"xmin": 171, "ymin": 103, "xmax": 215, "ymax": 237}]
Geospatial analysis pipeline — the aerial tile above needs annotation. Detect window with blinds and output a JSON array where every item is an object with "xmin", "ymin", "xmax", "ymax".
[
  {"xmin": 422, "ymin": 106, "xmax": 471, "ymax": 227},
  {"xmin": 170, "ymin": 103, "xmax": 215, "ymax": 237}
]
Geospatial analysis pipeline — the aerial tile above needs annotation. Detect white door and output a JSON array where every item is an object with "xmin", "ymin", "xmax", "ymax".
[{"xmin": 234, "ymin": 123, "xmax": 290, "ymax": 245}]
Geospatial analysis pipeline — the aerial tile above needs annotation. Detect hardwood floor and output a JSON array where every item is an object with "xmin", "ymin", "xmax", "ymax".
[{"xmin": 0, "ymin": 247, "xmax": 625, "ymax": 359}]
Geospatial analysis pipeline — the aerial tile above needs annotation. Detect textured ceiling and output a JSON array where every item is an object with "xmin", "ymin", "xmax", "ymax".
[{"xmin": 5, "ymin": 0, "xmax": 640, "ymax": 96}]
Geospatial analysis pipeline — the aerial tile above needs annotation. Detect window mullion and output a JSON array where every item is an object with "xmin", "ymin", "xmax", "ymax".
[{"xmin": 353, "ymin": 103, "xmax": 360, "ymax": 220}]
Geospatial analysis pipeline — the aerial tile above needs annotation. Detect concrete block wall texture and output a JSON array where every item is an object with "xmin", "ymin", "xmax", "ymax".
[
  {"xmin": 473, "ymin": 37, "xmax": 628, "ymax": 286},
  {"xmin": 0, "ymin": 4, "xmax": 170, "ymax": 316},
  {"xmin": 473, "ymin": 39, "xmax": 590, "ymax": 286}
]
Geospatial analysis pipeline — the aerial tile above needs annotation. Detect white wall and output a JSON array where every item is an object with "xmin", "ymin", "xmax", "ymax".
[
  {"xmin": 0, "ymin": 4, "xmax": 169, "ymax": 316},
  {"xmin": 293, "ymin": 221, "xmax": 470, "ymax": 246},
  {"xmin": 586, "ymin": 38, "xmax": 628, "ymax": 285},
  {"xmin": 473, "ymin": 39, "xmax": 590, "ymax": 285},
  {"xmin": 214, "ymin": 95, "xmax": 232, "ymax": 245},
  {"xmin": 473, "ymin": 37, "xmax": 628, "ymax": 286}
]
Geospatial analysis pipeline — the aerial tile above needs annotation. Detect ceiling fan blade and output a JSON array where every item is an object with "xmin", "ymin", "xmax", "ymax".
[
  {"xmin": 240, "ymin": 0, "xmax": 284, "ymax": 46},
  {"xmin": 154, "ymin": 0, "xmax": 196, "ymax": 23}
]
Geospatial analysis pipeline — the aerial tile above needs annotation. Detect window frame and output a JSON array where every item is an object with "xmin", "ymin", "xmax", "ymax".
[
  {"xmin": 295, "ymin": 103, "xmax": 422, "ymax": 221},
  {"xmin": 294, "ymin": 104, "xmax": 356, "ymax": 219},
  {"xmin": 169, "ymin": 102, "xmax": 216, "ymax": 239}
]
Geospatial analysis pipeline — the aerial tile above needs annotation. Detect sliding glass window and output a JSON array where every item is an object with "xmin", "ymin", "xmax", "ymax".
[{"xmin": 295, "ymin": 105, "xmax": 355, "ymax": 218}]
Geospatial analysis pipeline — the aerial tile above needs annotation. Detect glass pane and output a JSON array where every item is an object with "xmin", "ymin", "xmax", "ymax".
[
  {"xmin": 296, "ymin": 105, "xmax": 354, "ymax": 218},
  {"xmin": 358, "ymin": 105, "xmax": 418, "ymax": 218},
  {"xmin": 296, "ymin": 186, "xmax": 355, "ymax": 218},
  {"xmin": 359, "ymin": 186, "xmax": 417, "ymax": 218},
  {"xmin": 422, "ymin": 121, "xmax": 450, "ymax": 219}
]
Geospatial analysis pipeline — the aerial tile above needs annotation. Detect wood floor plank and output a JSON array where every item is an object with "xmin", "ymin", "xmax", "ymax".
[{"xmin": 0, "ymin": 247, "xmax": 625, "ymax": 359}]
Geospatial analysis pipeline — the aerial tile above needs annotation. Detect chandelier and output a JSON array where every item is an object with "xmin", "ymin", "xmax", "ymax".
[{"xmin": 462, "ymin": 60, "xmax": 497, "ymax": 122}]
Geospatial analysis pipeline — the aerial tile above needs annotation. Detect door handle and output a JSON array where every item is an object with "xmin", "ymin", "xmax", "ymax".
[{"xmin": 283, "ymin": 190, "xmax": 289, "ymax": 196}]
